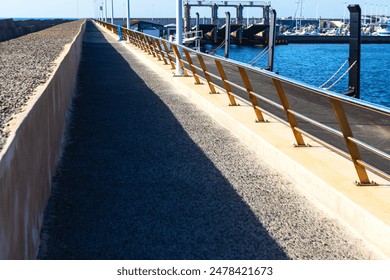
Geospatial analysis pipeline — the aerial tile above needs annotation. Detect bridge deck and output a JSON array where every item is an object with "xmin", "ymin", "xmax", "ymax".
[{"xmin": 37, "ymin": 21, "xmax": 379, "ymax": 259}]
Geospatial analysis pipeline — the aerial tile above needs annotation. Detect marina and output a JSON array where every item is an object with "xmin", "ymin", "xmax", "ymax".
[
  {"xmin": 107, "ymin": 0, "xmax": 390, "ymax": 45},
  {"xmin": 377, "ymin": 19, "xmax": 390, "ymax": 36},
  {"xmin": 106, "ymin": 2, "xmax": 390, "ymax": 107}
]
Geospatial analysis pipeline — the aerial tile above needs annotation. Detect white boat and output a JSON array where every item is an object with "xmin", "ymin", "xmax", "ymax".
[{"xmin": 377, "ymin": 21, "xmax": 390, "ymax": 36}]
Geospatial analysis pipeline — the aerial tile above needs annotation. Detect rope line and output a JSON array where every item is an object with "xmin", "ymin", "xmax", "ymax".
[
  {"xmin": 208, "ymin": 40, "xmax": 226, "ymax": 55},
  {"xmin": 249, "ymin": 47, "xmax": 269, "ymax": 66},
  {"xmin": 320, "ymin": 59, "xmax": 349, "ymax": 88},
  {"xmin": 323, "ymin": 60, "xmax": 357, "ymax": 90}
]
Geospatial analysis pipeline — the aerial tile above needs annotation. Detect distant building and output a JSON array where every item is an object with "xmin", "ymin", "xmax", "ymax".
[{"xmin": 125, "ymin": 20, "xmax": 164, "ymax": 37}]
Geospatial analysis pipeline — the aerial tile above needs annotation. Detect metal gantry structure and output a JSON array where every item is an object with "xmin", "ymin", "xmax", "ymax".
[
  {"xmin": 184, "ymin": 1, "xmax": 271, "ymax": 42},
  {"xmin": 95, "ymin": 1, "xmax": 361, "ymax": 99}
]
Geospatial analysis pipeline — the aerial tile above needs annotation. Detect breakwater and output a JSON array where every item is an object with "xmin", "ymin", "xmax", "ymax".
[
  {"xmin": 0, "ymin": 20, "xmax": 85, "ymax": 259},
  {"xmin": 0, "ymin": 18, "xmax": 72, "ymax": 42}
]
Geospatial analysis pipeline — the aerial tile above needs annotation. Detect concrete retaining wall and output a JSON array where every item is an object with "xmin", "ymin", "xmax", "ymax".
[{"xmin": 0, "ymin": 20, "xmax": 86, "ymax": 259}]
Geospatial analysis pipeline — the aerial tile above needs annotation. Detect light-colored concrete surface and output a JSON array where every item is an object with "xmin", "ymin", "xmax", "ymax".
[
  {"xmin": 0, "ymin": 20, "xmax": 86, "ymax": 259},
  {"xmin": 98, "ymin": 23, "xmax": 390, "ymax": 258}
]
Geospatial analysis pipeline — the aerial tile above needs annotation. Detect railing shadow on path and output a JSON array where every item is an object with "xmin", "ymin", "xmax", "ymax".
[{"xmin": 37, "ymin": 21, "xmax": 289, "ymax": 260}]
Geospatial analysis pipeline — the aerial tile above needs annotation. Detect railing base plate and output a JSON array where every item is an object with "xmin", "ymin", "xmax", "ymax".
[
  {"xmin": 355, "ymin": 181, "xmax": 378, "ymax": 187},
  {"xmin": 293, "ymin": 143, "xmax": 312, "ymax": 148},
  {"xmin": 255, "ymin": 120, "xmax": 269, "ymax": 123}
]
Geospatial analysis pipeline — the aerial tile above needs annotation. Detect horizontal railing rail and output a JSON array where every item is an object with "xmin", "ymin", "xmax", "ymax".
[{"xmin": 96, "ymin": 20, "xmax": 390, "ymax": 185}]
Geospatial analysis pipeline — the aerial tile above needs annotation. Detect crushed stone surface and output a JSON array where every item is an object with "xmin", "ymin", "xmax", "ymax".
[{"xmin": 0, "ymin": 20, "xmax": 84, "ymax": 151}]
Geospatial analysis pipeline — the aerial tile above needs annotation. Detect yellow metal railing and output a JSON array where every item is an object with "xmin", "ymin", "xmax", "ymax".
[{"xmin": 96, "ymin": 20, "xmax": 390, "ymax": 185}]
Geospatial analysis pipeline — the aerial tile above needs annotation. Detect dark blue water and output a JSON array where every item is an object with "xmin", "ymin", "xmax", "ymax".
[{"xmin": 209, "ymin": 44, "xmax": 390, "ymax": 108}]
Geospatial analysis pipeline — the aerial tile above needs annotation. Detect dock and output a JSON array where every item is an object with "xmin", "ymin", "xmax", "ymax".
[{"xmin": 0, "ymin": 19, "xmax": 389, "ymax": 260}]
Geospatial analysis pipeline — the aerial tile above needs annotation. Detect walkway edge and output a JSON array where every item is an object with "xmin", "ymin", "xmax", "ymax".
[{"xmin": 99, "ymin": 24, "xmax": 390, "ymax": 259}]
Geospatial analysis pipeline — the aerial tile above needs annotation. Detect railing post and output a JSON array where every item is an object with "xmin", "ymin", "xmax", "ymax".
[
  {"xmin": 136, "ymin": 33, "xmax": 143, "ymax": 48},
  {"xmin": 272, "ymin": 79, "xmax": 306, "ymax": 146},
  {"xmin": 129, "ymin": 30, "xmax": 136, "ymax": 46},
  {"xmin": 161, "ymin": 41, "xmax": 175, "ymax": 70},
  {"xmin": 131, "ymin": 31, "xmax": 138, "ymax": 47},
  {"xmin": 137, "ymin": 33, "xmax": 146, "ymax": 51},
  {"xmin": 143, "ymin": 34, "xmax": 152, "ymax": 55},
  {"xmin": 329, "ymin": 98, "xmax": 372, "ymax": 185},
  {"xmin": 197, "ymin": 54, "xmax": 217, "ymax": 94},
  {"xmin": 171, "ymin": 44, "xmax": 189, "ymax": 76},
  {"xmin": 150, "ymin": 37, "xmax": 160, "ymax": 59},
  {"xmin": 147, "ymin": 36, "xmax": 155, "ymax": 55},
  {"xmin": 183, "ymin": 49, "xmax": 202, "ymax": 84},
  {"xmin": 155, "ymin": 39, "xmax": 169, "ymax": 65},
  {"xmin": 214, "ymin": 60, "xmax": 237, "ymax": 106},
  {"xmin": 237, "ymin": 66, "xmax": 265, "ymax": 122}
]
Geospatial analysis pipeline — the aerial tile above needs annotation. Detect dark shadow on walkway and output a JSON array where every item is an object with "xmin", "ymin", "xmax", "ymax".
[{"xmin": 37, "ymin": 21, "xmax": 289, "ymax": 260}]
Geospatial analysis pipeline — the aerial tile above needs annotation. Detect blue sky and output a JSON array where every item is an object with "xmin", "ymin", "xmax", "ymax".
[{"xmin": 0, "ymin": 0, "xmax": 389, "ymax": 19}]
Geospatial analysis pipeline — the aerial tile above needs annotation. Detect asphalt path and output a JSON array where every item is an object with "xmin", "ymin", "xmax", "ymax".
[{"xmin": 37, "ymin": 21, "xmax": 377, "ymax": 260}]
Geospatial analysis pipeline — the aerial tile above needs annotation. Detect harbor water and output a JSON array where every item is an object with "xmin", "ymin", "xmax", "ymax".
[{"xmin": 207, "ymin": 43, "xmax": 390, "ymax": 108}]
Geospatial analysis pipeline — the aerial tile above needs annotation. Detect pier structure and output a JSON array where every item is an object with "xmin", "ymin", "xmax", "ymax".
[
  {"xmin": 184, "ymin": 1, "xmax": 270, "ymax": 44},
  {"xmin": 0, "ymin": 16, "xmax": 390, "ymax": 260}
]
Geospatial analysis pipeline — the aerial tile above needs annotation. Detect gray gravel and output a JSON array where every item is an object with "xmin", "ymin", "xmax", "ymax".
[
  {"xmin": 0, "ymin": 20, "xmax": 84, "ymax": 151},
  {"xmin": 38, "ymin": 22, "xmax": 377, "ymax": 259}
]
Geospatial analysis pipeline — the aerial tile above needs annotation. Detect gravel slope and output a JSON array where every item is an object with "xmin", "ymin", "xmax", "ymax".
[{"xmin": 0, "ymin": 20, "xmax": 84, "ymax": 151}]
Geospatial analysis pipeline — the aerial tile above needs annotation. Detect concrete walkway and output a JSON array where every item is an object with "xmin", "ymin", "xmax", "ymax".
[{"xmin": 37, "ymin": 21, "xmax": 377, "ymax": 260}]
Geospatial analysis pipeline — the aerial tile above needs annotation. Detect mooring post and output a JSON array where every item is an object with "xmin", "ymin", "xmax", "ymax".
[
  {"xmin": 348, "ymin": 5, "xmax": 361, "ymax": 99},
  {"xmin": 184, "ymin": 2, "xmax": 191, "ymax": 36},
  {"xmin": 263, "ymin": 4, "xmax": 270, "ymax": 42},
  {"xmin": 236, "ymin": 4, "xmax": 244, "ymax": 44},
  {"xmin": 212, "ymin": 3, "xmax": 219, "ymax": 43},
  {"xmin": 225, "ymin": 12, "xmax": 231, "ymax": 58},
  {"xmin": 195, "ymin": 12, "xmax": 200, "ymax": 51},
  {"xmin": 267, "ymin": 9, "xmax": 276, "ymax": 71},
  {"xmin": 196, "ymin": 12, "xmax": 200, "ymax": 32}
]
